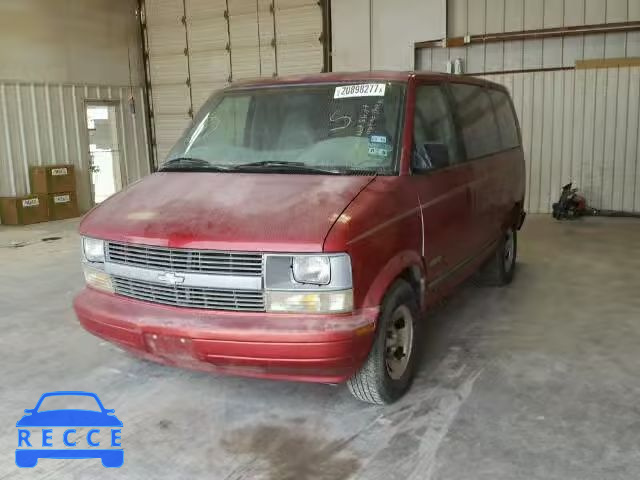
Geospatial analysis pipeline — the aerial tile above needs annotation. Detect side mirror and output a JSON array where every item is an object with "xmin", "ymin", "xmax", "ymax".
[
  {"xmin": 413, "ymin": 142, "xmax": 450, "ymax": 173},
  {"xmin": 24, "ymin": 409, "xmax": 34, "ymax": 414},
  {"xmin": 105, "ymin": 409, "xmax": 115, "ymax": 415},
  {"xmin": 424, "ymin": 143, "xmax": 449, "ymax": 169}
]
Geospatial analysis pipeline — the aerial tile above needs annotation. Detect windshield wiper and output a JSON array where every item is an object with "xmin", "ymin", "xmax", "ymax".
[
  {"xmin": 234, "ymin": 161, "xmax": 342, "ymax": 175},
  {"xmin": 159, "ymin": 157, "xmax": 233, "ymax": 172}
]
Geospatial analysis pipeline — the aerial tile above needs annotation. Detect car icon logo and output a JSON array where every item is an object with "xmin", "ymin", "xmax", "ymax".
[
  {"xmin": 15, "ymin": 391, "xmax": 123, "ymax": 468},
  {"xmin": 157, "ymin": 272, "xmax": 185, "ymax": 285}
]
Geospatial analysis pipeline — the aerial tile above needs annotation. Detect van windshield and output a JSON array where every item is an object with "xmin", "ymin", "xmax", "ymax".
[{"xmin": 164, "ymin": 82, "xmax": 405, "ymax": 175}]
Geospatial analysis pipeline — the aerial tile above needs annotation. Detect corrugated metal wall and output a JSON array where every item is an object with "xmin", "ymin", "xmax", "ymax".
[
  {"xmin": 415, "ymin": 0, "xmax": 640, "ymax": 214},
  {"xmin": 417, "ymin": 31, "xmax": 640, "ymax": 74},
  {"xmin": 448, "ymin": 0, "xmax": 640, "ymax": 37},
  {"xmin": 0, "ymin": 81, "xmax": 150, "ymax": 213},
  {"xmin": 431, "ymin": 0, "xmax": 640, "ymax": 75},
  {"xmin": 487, "ymin": 67, "xmax": 640, "ymax": 214}
]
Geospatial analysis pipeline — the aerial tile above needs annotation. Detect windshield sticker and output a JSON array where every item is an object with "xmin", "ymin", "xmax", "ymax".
[
  {"xmin": 369, "ymin": 135, "xmax": 387, "ymax": 144},
  {"xmin": 368, "ymin": 143, "xmax": 392, "ymax": 158},
  {"xmin": 334, "ymin": 83, "xmax": 386, "ymax": 99}
]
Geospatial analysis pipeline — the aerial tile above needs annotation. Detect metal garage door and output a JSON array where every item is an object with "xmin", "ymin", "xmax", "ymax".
[
  {"xmin": 142, "ymin": 0, "xmax": 327, "ymax": 166},
  {"xmin": 274, "ymin": 0, "xmax": 324, "ymax": 75},
  {"xmin": 144, "ymin": 0, "xmax": 192, "ymax": 163},
  {"xmin": 186, "ymin": 0, "xmax": 230, "ymax": 113}
]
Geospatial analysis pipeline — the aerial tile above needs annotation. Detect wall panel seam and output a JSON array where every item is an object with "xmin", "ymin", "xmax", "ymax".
[
  {"xmin": 16, "ymin": 85, "xmax": 30, "ymax": 193},
  {"xmin": 1, "ymin": 84, "xmax": 17, "ymax": 196}
]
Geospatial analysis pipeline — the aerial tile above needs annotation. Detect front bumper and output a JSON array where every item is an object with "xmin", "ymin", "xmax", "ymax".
[{"xmin": 73, "ymin": 288, "xmax": 378, "ymax": 383}]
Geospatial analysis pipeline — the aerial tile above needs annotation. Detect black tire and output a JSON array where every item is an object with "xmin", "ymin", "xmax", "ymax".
[
  {"xmin": 347, "ymin": 280, "xmax": 420, "ymax": 405},
  {"xmin": 476, "ymin": 226, "xmax": 517, "ymax": 287}
]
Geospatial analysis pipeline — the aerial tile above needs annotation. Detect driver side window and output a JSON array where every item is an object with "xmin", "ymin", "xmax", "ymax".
[{"xmin": 412, "ymin": 85, "xmax": 461, "ymax": 173}]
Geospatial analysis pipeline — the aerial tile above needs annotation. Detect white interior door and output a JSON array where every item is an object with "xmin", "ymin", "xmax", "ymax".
[{"xmin": 87, "ymin": 104, "xmax": 123, "ymax": 204}]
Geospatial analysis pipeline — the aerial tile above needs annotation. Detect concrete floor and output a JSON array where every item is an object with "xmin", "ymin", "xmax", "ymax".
[{"xmin": 1, "ymin": 215, "xmax": 639, "ymax": 479}]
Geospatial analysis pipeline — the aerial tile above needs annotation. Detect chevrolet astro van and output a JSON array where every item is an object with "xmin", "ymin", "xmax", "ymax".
[{"xmin": 74, "ymin": 72, "xmax": 525, "ymax": 404}]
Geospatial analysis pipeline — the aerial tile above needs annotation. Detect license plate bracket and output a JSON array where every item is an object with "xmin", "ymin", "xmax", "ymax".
[{"xmin": 144, "ymin": 333, "xmax": 194, "ymax": 359}]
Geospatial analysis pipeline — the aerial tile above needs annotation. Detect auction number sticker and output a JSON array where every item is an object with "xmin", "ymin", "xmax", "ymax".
[
  {"xmin": 54, "ymin": 195, "xmax": 70, "ymax": 204},
  {"xmin": 334, "ymin": 83, "xmax": 386, "ymax": 99},
  {"xmin": 51, "ymin": 168, "xmax": 68, "ymax": 176}
]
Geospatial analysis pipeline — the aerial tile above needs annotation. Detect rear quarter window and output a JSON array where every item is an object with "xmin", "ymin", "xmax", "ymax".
[{"xmin": 488, "ymin": 89, "xmax": 521, "ymax": 150}]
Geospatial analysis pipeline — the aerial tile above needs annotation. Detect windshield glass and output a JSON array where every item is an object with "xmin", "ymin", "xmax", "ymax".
[{"xmin": 165, "ymin": 82, "xmax": 406, "ymax": 175}]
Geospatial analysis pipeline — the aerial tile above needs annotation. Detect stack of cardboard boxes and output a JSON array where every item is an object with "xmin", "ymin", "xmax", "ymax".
[{"xmin": 0, "ymin": 164, "xmax": 79, "ymax": 225}]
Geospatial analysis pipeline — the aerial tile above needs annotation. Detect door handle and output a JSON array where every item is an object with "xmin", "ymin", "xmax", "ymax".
[{"xmin": 88, "ymin": 157, "xmax": 100, "ymax": 174}]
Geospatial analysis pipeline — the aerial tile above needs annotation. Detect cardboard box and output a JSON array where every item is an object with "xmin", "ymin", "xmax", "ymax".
[
  {"xmin": 47, "ymin": 192, "xmax": 79, "ymax": 220},
  {"xmin": 0, "ymin": 195, "xmax": 49, "ymax": 225},
  {"xmin": 30, "ymin": 164, "xmax": 76, "ymax": 194}
]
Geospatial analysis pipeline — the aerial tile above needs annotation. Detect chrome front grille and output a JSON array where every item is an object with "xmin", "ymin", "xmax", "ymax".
[
  {"xmin": 112, "ymin": 276, "xmax": 265, "ymax": 311},
  {"xmin": 106, "ymin": 242, "xmax": 263, "ymax": 276}
]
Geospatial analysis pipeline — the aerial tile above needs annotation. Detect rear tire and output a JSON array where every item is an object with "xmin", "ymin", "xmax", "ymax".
[
  {"xmin": 476, "ymin": 226, "xmax": 517, "ymax": 287},
  {"xmin": 347, "ymin": 280, "xmax": 420, "ymax": 405}
]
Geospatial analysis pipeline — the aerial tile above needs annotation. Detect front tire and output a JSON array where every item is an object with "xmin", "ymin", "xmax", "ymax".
[{"xmin": 347, "ymin": 280, "xmax": 420, "ymax": 405}]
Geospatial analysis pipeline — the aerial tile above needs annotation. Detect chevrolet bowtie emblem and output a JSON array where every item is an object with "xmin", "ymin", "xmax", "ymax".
[{"xmin": 157, "ymin": 272, "xmax": 185, "ymax": 285}]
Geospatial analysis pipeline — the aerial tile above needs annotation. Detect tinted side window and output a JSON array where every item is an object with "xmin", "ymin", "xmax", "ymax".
[
  {"xmin": 450, "ymin": 84, "xmax": 501, "ymax": 160},
  {"xmin": 488, "ymin": 89, "xmax": 520, "ymax": 150},
  {"xmin": 412, "ymin": 85, "xmax": 461, "ymax": 171}
]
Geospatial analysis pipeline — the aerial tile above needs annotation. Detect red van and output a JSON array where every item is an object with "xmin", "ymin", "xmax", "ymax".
[{"xmin": 74, "ymin": 72, "xmax": 525, "ymax": 404}]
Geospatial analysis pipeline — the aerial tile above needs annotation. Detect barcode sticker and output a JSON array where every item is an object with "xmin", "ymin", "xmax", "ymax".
[
  {"xmin": 334, "ymin": 83, "xmax": 386, "ymax": 99},
  {"xmin": 54, "ymin": 195, "xmax": 70, "ymax": 204},
  {"xmin": 51, "ymin": 168, "xmax": 68, "ymax": 176},
  {"xmin": 22, "ymin": 198, "xmax": 39, "ymax": 208}
]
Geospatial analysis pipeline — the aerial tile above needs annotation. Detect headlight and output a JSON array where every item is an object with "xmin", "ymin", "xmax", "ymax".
[
  {"xmin": 264, "ymin": 254, "xmax": 353, "ymax": 313},
  {"xmin": 82, "ymin": 264, "xmax": 114, "ymax": 293},
  {"xmin": 266, "ymin": 289, "xmax": 353, "ymax": 313},
  {"xmin": 83, "ymin": 237, "xmax": 105, "ymax": 263},
  {"xmin": 292, "ymin": 256, "xmax": 330, "ymax": 285}
]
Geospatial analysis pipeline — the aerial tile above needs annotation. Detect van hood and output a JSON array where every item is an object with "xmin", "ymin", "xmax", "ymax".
[{"xmin": 80, "ymin": 172, "xmax": 375, "ymax": 252}]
